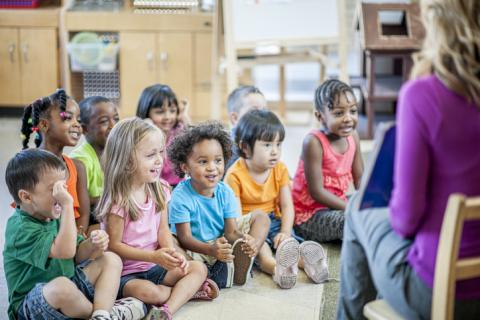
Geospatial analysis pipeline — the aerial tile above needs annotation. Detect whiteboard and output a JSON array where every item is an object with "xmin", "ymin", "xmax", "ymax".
[{"xmin": 230, "ymin": 0, "xmax": 339, "ymax": 48}]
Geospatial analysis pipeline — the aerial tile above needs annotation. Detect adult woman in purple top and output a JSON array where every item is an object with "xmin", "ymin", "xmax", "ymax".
[{"xmin": 337, "ymin": 0, "xmax": 480, "ymax": 319}]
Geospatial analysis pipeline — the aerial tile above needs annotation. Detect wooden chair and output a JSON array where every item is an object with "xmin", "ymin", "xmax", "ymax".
[{"xmin": 363, "ymin": 194, "xmax": 480, "ymax": 320}]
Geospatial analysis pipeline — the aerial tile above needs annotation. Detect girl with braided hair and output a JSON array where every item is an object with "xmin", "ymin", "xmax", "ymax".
[
  {"xmin": 291, "ymin": 79, "xmax": 363, "ymax": 243},
  {"xmin": 20, "ymin": 89, "xmax": 90, "ymax": 234}
]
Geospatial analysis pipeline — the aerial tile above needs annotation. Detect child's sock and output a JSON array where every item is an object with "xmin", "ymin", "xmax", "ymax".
[
  {"xmin": 90, "ymin": 310, "xmax": 111, "ymax": 320},
  {"xmin": 111, "ymin": 297, "xmax": 147, "ymax": 320}
]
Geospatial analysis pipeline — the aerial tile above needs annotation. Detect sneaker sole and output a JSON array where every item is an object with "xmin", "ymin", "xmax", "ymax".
[
  {"xmin": 299, "ymin": 241, "xmax": 328, "ymax": 283},
  {"xmin": 275, "ymin": 238, "xmax": 300, "ymax": 289},
  {"xmin": 232, "ymin": 238, "xmax": 254, "ymax": 285},
  {"xmin": 145, "ymin": 308, "xmax": 170, "ymax": 320}
]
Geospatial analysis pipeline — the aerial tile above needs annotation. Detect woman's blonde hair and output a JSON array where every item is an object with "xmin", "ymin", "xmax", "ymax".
[
  {"xmin": 96, "ymin": 117, "xmax": 166, "ymax": 222},
  {"xmin": 411, "ymin": 0, "xmax": 480, "ymax": 108}
]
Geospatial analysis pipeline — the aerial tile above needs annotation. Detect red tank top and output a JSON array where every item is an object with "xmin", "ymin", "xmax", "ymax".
[{"xmin": 292, "ymin": 130, "xmax": 355, "ymax": 225}]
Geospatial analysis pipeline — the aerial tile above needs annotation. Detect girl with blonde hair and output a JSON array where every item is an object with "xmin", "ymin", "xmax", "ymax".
[
  {"xmin": 97, "ymin": 118, "xmax": 217, "ymax": 320},
  {"xmin": 337, "ymin": 0, "xmax": 480, "ymax": 319}
]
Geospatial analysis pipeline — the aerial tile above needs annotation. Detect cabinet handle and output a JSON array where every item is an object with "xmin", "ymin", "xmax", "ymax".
[
  {"xmin": 8, "ymin": 43, "xmax": 16, "ymax": 63},
  {"xmin": 146, "ymin": 51, "xmax": 154, "ymax": 71},
  {"xmin": 22, "ymin": 43, "xmax": 29, "ymax": 63},
  {"xmin": 159, "ymin": 52, "xmax": 168, "ymax": 70}
]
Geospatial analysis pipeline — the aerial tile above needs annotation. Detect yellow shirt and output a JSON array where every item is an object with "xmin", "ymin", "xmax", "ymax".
[{"xmin": 225, "ymin": 158, "xmax": 290, "ymax": 218}]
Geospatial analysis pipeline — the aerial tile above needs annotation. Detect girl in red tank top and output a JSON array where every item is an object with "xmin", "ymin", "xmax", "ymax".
[{"xmin": 292, "ymin": 79, "xmax": 364, "ymax": 242}]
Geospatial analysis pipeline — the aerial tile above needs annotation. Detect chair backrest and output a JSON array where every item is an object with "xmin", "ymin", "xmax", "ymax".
[{"xmin": 432, "ymin": 194, "xmax": 480, "ymax": 320}]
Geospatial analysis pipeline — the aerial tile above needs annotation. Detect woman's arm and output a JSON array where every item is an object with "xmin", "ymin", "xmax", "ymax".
[
  {"xmin": 351, "ymin": 130, "xmax": 364, "ymax": 190},
  {"xmin": 303, "ymin": 134, "xmax": 347, "ymax": 210}
]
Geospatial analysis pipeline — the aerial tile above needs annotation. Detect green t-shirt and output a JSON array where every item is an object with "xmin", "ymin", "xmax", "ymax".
[
  {"xmin": 70, "ymin": 141, "xmax": 104, "ymax": 199},
  {"xmin": 3, "ymin": 208, "xmax": 84, "ymax": 320}
]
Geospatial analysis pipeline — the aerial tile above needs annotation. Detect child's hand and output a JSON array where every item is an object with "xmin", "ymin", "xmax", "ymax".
[
  {"xmin": 90, "ymin": 230, "xmax": 109, "ymax": 252},
  {"xmin": 273, "ymin": 231, "xmax": 291, "ymax": 249},
  {"xmin": 52, "ymin": 180, "xmax": 73, "ymax": 207},
  {"xmin": 241, "ymin": 234, "xmax": 258, "ymax": 258},
  {"xmin": 152, "ymin": 248, "xmax": 182, "ymax": 270},
  {"xmin": 212, "ymin": 237, "xmax": 234, "ymax": 262},
  {"xmin": 178, "ymin": 98, "xmax": 191, "ymax": 125},
  {"xmin": 171, "ymin": 251, "xmax": 189, "ymax": 275}
]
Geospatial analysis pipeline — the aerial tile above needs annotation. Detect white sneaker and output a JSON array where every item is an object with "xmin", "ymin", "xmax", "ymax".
[
  {"xmin": 299, "ymin": 241, "xmax": 329, "ymax": 283},
  {"xmin": 273, "ymin": 238, "xmax": 300, "ymax": 289},
  {"xmin": 111, "ymin": 297, "xmax": 146, "ymax": 320}
]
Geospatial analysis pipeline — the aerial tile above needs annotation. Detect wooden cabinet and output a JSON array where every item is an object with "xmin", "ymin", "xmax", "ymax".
[
  {"xmin": 120, "ymin": 31, "xmax": 193, "ymax": 117},
  {"xmin": 0, "ymin": 27, "xmax": 58, "ymax": 106}
]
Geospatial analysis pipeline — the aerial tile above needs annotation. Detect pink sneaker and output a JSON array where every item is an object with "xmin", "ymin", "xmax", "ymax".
[
  {"xmin": 299, "ymin": 241, "xmax": 329, "ymax": 283},
  {"xmin": 190, "ymin": 278, "xmax": 220, "ymax": 301},
  {"xmin": 273, "ymin": 238, "xmax": 300, "ymax": 289}
]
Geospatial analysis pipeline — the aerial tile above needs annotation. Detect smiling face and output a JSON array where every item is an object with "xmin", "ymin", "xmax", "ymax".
[
  {"xmin": 181, "ymin": 139, "xmax": 224, "ymax": 197},
  {"xmin": 84, "ymin": 101, "xmax": 119, "ymax": 149},
  {"xmin": 42, "ymin": 99, "xmax": 82, "ymax": 148},
  {"xmin": 148, "ymin": 101, "xmax": 179, "ymax": 133},
  {"xmin": 23, "ymin": 167, "xmax": 67, "ymax": 221},
  {"xmin": 317, "ymin": 91, "xmax": 358, "ymax": 137},
  {"xmin": 132, "ymin": 129, "xmax": 165, "ymax": 186}
]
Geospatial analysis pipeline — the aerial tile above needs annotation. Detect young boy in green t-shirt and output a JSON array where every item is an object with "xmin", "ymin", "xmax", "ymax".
[{"xmin": 3, "ymin": 149, "xmax": 145, "ymax": 320}]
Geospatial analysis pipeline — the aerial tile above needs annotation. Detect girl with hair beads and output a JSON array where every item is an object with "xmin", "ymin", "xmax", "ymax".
[
  {"xmin": 338, "ymin": 0, "xmax": 480, "ymax": 318},
  {"xmin": 225, "ymin": 109, "xmax": 327, "ymax": 289},
  {"xmin": 96, "ymin": 118, "xmax": 214, "ymax": 320},
  {"xmin": 167, "ymin": 122, "xmax": 270, "ymax": 289},
  {"xmin": 292, "ymin": 79, "xmax": 363, "ymax": 243},
  {"xmin": 136, "ymin": 84, "xmax": 190, "ymax": 188},
  {"xmin": 70, "ymin": 96, "xmax": 120, "ymax": 231},
  {"xmin": 20, "ymin": 89, "xmax": 90, "ymax": 234}
]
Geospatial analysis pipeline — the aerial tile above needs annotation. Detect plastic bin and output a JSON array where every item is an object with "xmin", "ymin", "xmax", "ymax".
[{"xmin": 67, "ymin": 42, "xmax": 119, "ymax": 72}]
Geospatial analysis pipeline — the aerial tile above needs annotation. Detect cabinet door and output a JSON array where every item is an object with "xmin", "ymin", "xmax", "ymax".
[
  {"xmin": 0, "ymin": 28, "xmax": 21, "ymax": 105},
  {"xmin": 193, "ymin": 32, "xmax": 212, "ymax": 121},
  {"xmin": 120, "ymin": 32, "xmax": 157, "ymax": 117},
  {"xmin": 20, "ymin": 28, "xmax": 58, "ymax": 104},
  {"xmin": 157, "ymin": 32, "xmax": 192, "ymax": 106}
]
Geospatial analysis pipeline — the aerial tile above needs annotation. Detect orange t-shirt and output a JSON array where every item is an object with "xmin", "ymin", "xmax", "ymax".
[
  {"xmin": 225, "ymin": 158, "xmax": 290, "ymax": 218},
  {"xmin": 63, "ymin": 155, "xmax": 81, "ymax": 219}
]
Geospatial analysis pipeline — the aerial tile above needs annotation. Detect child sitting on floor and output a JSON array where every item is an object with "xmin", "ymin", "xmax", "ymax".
[
  {"xmin": 3, "ymin": 149, "xmax": 145, "ymax": 320},
  {"xmin": 70, "ymin": 96, "xmax": 120, "ymax": 231},
  {"xmin": 292, "ymin": 79, "xmax": 363, "ymax": 242},
  {"xmin": 96, "ymin": 118, "xmax": 213, "ymax": 320},
  {"xmin": 167, "ymin": 121, "xmax": 270, "ymax": 288},
  {"xmin": 225, "ymin": 109, "xmax": 328, "ymax": 288},
  {"xmin": 20, "ymin": 89, "xmax": 90, "ymax": 234}
]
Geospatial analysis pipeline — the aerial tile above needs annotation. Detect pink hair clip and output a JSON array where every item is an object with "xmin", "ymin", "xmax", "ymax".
[
  {"xmin": 31, "ymin": 127, "xmax": 39, "ymax": 133},
  {"xmin": 59, "ymin": 111, "xmax": 66, "ymax": 119}
]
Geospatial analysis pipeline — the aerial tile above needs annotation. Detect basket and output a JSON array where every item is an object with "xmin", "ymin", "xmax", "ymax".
[{"xmin": 0, "ymin": 0, "xmax": 41, "ymax": 8}]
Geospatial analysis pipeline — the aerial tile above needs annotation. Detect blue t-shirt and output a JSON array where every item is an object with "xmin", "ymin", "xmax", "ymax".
[{"xmin": 169, "ymin": 179, "xmax": 239, "ymax": 242}]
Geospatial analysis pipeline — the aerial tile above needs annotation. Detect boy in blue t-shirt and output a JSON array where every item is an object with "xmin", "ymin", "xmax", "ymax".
[
  {"xmin": 167, "ymin": 122, "xmax": 270, "ymax": 288},
  {"xmin": 3, "ymin": 149, "xmax": 145, "ymax": 320}
]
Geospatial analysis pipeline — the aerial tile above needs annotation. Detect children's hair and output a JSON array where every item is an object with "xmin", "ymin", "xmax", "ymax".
[
  {"xmin": 20, "ymin": 89, "xmax": 69, "ymax": 149},
  {"xmin": 167, "ymin": 121, "xmax": 232, "ymax": 178},
  {"xmin": 411, "ymin": 0, "xmax": 480, "ymax": 109},
  {"xmin": 5, "ymin": 149, "xmax": 66, "ymax": 204},
  {"xmin": 136, "ymin": 84, "xmax": 179, "ymax": 119},
  {"xmin": 227, "ymin": 85, "xmax": 264, "ymax": 114},
  {"xmin": 79, "ymin": 96, "xmax": 112, "ymax": 126},
  {"xmin": 233, "ymin": 109, "xmax": 285, "ymax": 159},
  {"xmin": 314, "ymin": 79, "xmax": 354, "ymax": 113},
  {"xmin": 96, "ymin": 117, "xmax": 167, "ymax": 222}
]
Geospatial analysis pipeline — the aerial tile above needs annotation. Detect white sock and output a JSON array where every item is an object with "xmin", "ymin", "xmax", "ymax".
[{"xmin": 91, "ymin": 309, "xmax": 111, "ymax": 319}]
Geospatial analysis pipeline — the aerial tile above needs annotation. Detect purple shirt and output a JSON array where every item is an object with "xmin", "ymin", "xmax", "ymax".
[{"xmin": 390, "ymin": 75, "xmax": 480, "ymax": 299}]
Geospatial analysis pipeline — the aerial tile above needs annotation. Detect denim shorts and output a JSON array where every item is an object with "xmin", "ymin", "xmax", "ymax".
[
  {"xmin": 17, "ymin": 260, "xmax": 94, "ymax": 320},
  {"xmin": 118, "ymin": 265, "xmax": 168, "ymax": 299},
  {"xmin": 265, "ymin": 213, "xmax": 304, "ymax": 248}
]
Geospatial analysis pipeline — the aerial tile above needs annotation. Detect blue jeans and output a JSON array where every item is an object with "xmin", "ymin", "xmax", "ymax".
[
  {"xmin": 17, "ymin": 260, "xmax": 94, "ymax": 320},
  {"xmin": 337, "ymin": 192, "xmax": 480, "ymax": 320},
  {"xmin": 265, "ymin": 213, "xmax": 303, "ymax": 248}
]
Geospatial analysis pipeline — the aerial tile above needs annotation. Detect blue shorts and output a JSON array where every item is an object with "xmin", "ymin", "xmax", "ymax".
[
  {"xmin": 118, "ymin": 265, "xmax": 168, "ymax": 299},
  {"xmin": 17, "ymin": 260, "xmax": 94, "ymax": 320},
  {"xmin": 265, "ymin": 213, "xmax": 304, "ymax": 248}
]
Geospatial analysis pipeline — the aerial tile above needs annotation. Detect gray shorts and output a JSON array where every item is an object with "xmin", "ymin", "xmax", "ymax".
[{"xmin": 17, "ymin": 260, "xmax": 94, "ymax": 320}]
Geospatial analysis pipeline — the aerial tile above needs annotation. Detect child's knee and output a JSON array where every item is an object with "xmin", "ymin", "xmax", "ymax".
[
  {"xmin": 43, "ymin": 277, "xmax": 80, "ymax": 306},
  {"xmin": 138, "ymin": 286, "xmax": 171, "ymax": 305},
  {"xmin": 98, "ymin": 251, "xmax": 123, "ymax": 270},
  {"xmin": 189, "ymin": 260, "xmax": 208, "ymax": 277},
  {"xmin": 251, "ymin": 210, "xmax": 270, "ymax": 228}
]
